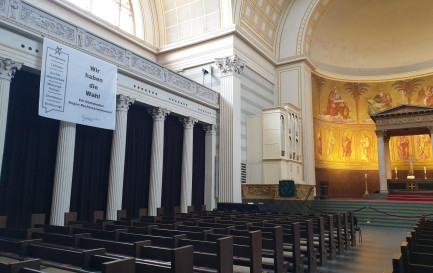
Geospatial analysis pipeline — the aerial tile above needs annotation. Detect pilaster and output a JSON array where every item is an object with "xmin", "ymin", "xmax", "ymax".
[
  {"xmin": 106, "ymin": 95, "xmax": 135, "ymax": 220},
  {"xmin": 215, "ymin": 55, "xmax": 245, "ymax": 203}
]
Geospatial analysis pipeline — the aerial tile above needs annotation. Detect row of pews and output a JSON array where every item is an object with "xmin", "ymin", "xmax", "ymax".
[
  {"xmin": 0, "ymin": 207, "xmax": 357, "ymax": 273},
  {"xmin": 385, "ymin": 216, "xmax": 433, "ymax": 273}
]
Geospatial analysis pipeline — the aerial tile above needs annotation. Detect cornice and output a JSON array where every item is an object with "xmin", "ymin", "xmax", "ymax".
[{"xmin": 0, "ymin": 0, "xmax": 219, "ymax": 109}]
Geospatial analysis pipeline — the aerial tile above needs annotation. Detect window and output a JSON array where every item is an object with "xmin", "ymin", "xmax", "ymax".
[{"xmin": 66, "ymin": 0, "xmax": 135, "ymax": 35}]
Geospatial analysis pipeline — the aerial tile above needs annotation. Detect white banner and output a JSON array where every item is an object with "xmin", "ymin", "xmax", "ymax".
[{"xmin": 39, "ymin": 38, "xmax": 117, "ymax": 130}]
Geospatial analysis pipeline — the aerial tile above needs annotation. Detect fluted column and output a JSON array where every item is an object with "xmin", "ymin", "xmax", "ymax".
[
  {"xmin": 180, "ymin": 117, "xmax": 198, "ymax": 213},
  {"xmin": 215, "ymin": 55, "xmax": 245, "ymax": 203},
  {"xmin": 106, "ymin": 95, "xmax": 135, "ymax": 220},
  {"xmin": 376, "ymin": 130, "xmax": 388, "ymax": 193},
  {"xmin": 148, "ymin": 108, "xmax": 170, "ymax": 216},
  {"xmin": 204, "ymin": 124, "xmax": 217, "ymax": 210},
  {"xmin": 384, "ymin": 135, "xmax": 392, "ymax": 179},
  {"xmin": 50, "ymin": 121, "xmax": 76, "ymax": 225},
  {"xmin": 0, "ymin": 58, "xmax": 22, "ymax": 178}
]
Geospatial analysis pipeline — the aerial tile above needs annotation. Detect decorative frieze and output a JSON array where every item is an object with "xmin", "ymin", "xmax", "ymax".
[
  {"xmin": 17, "ymin": 3, "xmax": 76, "ymax": 43},
  {"xmin": 0, "ymin": 0, "xmax": 219, "ymax": 107},
  {"xmin": 0, "ymin": 0, "xmax": 8, "ymax": 17},
  {"xmin": 241, "ymin": 184, "xmax": 315, "ymax": 200}
]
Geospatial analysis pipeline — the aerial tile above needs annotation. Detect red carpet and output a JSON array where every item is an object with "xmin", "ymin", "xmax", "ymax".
[{"xmin": 387, "ymin": 193, "xmax": 433, "ymax": 203}]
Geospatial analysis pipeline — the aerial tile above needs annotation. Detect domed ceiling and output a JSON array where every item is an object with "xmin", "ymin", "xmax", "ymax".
[{"xmin": 308, "ymin": 0, "xmax": 433, "ymax": 78}]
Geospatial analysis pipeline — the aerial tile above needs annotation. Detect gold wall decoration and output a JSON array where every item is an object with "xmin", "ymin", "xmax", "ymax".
[
  {"xmin": 241, "ymin": 184, "xmax": 315, "ymax": 200},
  {"xmin": 313, "ymin": 72, "xmax": 433, "ymax": 170}
]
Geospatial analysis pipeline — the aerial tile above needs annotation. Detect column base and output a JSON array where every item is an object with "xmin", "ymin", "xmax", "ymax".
[{"xmin": 379, "ymin": 189, "xmax": 389, "ymax": 194}]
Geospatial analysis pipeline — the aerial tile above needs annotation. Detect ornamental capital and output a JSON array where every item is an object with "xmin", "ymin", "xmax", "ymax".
[
  {"xmin": 0, "ymin": 58, "xmax": 23, "ymax": 81},
  {"xmin": 215, "ymin": 54, "xmax": 245, "ymax": 76},
  {"xmin": 375, "ymin": 130, "xmax": 388, "ymax": 138},
  {"xmin": 116, "ymin": 94, "xmax": 135, "ymax": 111},
  {"xmin": 205, "ymin": 124, "xmax": 218, "ymax": 135},
  {"xmin": 150, "ymin": 107, "xmax": 170, "ymax": 121},
  {"xmin": 181, "ymin": 116, "xmax": 198, "ymax": 129}
]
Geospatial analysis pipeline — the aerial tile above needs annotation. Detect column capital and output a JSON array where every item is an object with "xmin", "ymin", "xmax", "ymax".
[
  {"xmin": 181, "ymin": 117, "xmax": 198, "ymax": 129},
  {"xmin": 215, "ymin": 54, "xmax": 245, "ymax": 76},
  {"xmin": 375, "ymin": 130, "xmax": 387, "ymax": 138},
  {"xmin": 116, "ymin": 94, "xmax": 135, "ymax": 112},
  {"xmin": 150, "ymin": 107, "xmax": 170, "ymax": 121},
  {"xmin": 0, "ymin": 58, "xmax": 23, "ymax": 81},
  {"xmin": 205, "ymin": 124, "xmax": 218, "ymax": 135}
]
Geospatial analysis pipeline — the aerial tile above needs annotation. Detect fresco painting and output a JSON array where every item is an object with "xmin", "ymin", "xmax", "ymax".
[{"xmin": 313, "ymin": 72, "xmax": 433, "ymax": 169}]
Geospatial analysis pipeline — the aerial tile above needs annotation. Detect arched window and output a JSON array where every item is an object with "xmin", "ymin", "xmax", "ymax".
[{"xmin": 66, "ymin": 0, "xmax": 135, "ymax": 35}]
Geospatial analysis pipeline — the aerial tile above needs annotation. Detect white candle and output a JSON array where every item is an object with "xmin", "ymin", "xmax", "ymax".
[
  {"xmin": 395, "ymin": 167, "xmax": 397, "ymax": 174},
  {"xmin": 365, "ymin": 174, "xmax": 367, "ymax": 179},
  {"xmin": 424, "ymin": 166, "xmax": 427, "ymax": 174}
]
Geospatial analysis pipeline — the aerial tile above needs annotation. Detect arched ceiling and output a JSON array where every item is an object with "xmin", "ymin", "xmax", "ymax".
[{"xmin": 308, "ymin": 0, "xmax": 433, "ymax": 78}]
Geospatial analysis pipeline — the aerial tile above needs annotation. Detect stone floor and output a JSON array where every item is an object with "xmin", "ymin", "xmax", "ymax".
[{"xmin": 316, "ymin": 225, "xmax": 410, "ymax": 273}]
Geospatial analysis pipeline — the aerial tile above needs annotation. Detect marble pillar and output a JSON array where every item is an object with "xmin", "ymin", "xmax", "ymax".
[
  {"xmin": 204, "ymin": 124, "xmax": 217, "ymax": 210},
  {"xmin": 215, "ymin": 55, "xmax": 245, "ymax": 203},
  {"xmin": 0, "ymin": 58, "xmax": 22, "ymax": 178},
  {"xmin": 148, "ymin": 108, "xmax": 170, "ymax": 216},
  {"xmin": 376, "ymin": 130, "xmax": 388, "ymax": 193},
  {"xmin": 106, "ymin": 95, "xmax": 135, "ymax": 220},
  {"xmin": 180, "ymin": 117, "xmax": 198, "ymax": 213},
  {"xmin": 50, "ymin": 121, "xmax": 76, "ymax": 225}
]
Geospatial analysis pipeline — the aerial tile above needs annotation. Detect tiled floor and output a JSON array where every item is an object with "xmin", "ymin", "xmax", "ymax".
[{"xmin": 316, "ymin": 225, "xmax": 410, "ymax": 273}]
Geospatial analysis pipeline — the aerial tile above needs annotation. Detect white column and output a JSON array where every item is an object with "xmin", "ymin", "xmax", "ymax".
[
  {"xmin": 429, "ymin": 127, "xmax": 433, "ymax": 160},
  {"xmin": 0, "ymin": 58, "xmax": 22, "ymax": 178},
  {"xmin": 180, "ymin": 117, "xmax": 198, "ymax": 213},
  {"xmin": 148, "ymin": 108, "xmax": 170, "ymax": 216},
  {"xmin": 204, "ymin": 124, "xmax": 217, "ymax": 210},
  {"xmin": 106, "ymin": 95, "xmax": 135, "ymax": 220},
  {"xmin": 215, "ymin": 55, "xmax": 245, "ymax": 203},
  {"xmin": 384, "ymin": 135, "xmax": 392, "ymax": 179},
  {"xmin": 50, "ymin": 121, "xmax": 76, "ymax": 225},
  {"xmin": 376, "ymin": 130, "xmax": 388, "ymax": 193}
]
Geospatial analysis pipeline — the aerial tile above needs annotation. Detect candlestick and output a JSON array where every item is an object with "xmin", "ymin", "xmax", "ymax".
[
  {"xmin": 364, "ymin": 174, "xmax": 369, "ymax": 197},
  {"xmin": 425, "ymin": 166, "xmax": 427, "ymax": 180},
  {"xmin": 394, "ymin": 166, "xmax": 398, "ymax": 179}
]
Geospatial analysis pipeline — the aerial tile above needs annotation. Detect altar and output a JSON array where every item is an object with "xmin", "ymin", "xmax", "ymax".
[
  {"xmin": 388, "ymin": 179, "xmax": 433, "ymax": 193},
  {"xmin": 370, "ymin": 105, "xmax": 433, "ymax": 193}
]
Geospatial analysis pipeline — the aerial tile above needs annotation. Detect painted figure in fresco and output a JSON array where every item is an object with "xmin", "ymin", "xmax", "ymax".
[
  {"xmin": 323, "ymin": 86, "xmax": 350, "ymax": 119},
  {"xmin": 367, "ymin": 88, "xmax": 392, "ymax": 115},
  {"xmin": 327, "ymin": 130, "xmax": 335, "ymax": 159},
  {"xmin": 360, "ymin": 133, "xmax": 371, "ymax": 162},
  {"xmin": 342, "ymin": 132, "xmax": 352, "ymax": 160},
  {"xmin": 417, "ymin": 135, "xmax": 430, "ymax": 159},
  {"xmin": 317, "ymin": 131, "xmax": 322, "ymax": 157},
  {"xmin": 417, "ymin": 86, "xmax": 433, "ymax": 107},
  {"xmin": 397, "ymin": 136, "xmax": 410, "ymax": 160}
]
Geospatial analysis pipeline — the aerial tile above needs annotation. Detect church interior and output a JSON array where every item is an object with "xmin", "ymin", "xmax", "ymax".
[{"xmin": 1, "ymin": 0, "xmax": 433, "ymax": 272}]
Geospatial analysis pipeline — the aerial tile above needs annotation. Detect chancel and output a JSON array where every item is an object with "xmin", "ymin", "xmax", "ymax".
[{"xmin": 1, "ymin": 0, "xmax": 433, "ymax": 273}]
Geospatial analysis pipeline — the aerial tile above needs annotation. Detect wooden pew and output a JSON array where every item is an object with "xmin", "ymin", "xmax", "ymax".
[
  {"xmin": 178, "ymin": 236, "xmax": 233, "ymax": 273},
  {"xmin": 119, "ymin": 232, "xmax": 186, "ymax": 248},
  {"xmin": 0, "ymin": 256, "xmax": 40, "ymax": 273},
  {"xmin": 208, "ymin": 230, "xmax": 262, "ymax": 273},
  {"xmin": 79, "ymin": 237, "xmax": 150, "ymax": 257},
  {"xmin": 136, "ymin": 245, "xmax": 193, "ymax": 273}
]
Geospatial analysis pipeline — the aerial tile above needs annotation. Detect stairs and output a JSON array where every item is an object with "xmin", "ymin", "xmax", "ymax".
[
  {"xmin": 307, "ymin": 200, "xmax": 433, "ymax": 229},
  {"xmin": 387, "ymin": 193, "xmax": 433, "ymax": 202}
]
